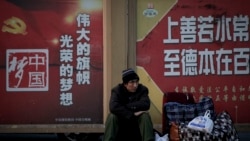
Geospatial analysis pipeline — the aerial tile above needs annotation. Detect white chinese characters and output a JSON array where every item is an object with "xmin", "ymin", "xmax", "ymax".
[{"xmin": 6, "ymin": 49, "xmax": 48, "ymax": 91}]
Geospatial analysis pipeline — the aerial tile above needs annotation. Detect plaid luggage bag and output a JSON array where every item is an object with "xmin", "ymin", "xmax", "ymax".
[
  {"xmin": 162, "ymin": 92, "xmax": 196, "ymax": 134},
  {"xmin": 164, "ymin": 96, "xmax": 216, "ymax": 141},
  {"xmin": 164, "ymin": 96, "xmax": 215, "ymax": 133}
]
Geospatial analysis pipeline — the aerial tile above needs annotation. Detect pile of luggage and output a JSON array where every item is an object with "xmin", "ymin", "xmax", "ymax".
[{"xmin": 162, "ymin": 92, "xmax": 239, "ymax": 141}]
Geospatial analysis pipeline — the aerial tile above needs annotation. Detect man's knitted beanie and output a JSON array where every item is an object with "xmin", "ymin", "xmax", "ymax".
[{"xmin": 122, "ymin": 68, "xmax": 140, "ymax": 84}]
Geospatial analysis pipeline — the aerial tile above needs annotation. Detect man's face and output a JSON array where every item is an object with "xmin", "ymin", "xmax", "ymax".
[{"xmin": 124, "ymin": 79, "xmax": 139, "ymax": 92}]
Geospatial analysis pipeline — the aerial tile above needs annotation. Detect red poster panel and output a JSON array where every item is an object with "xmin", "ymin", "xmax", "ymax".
[
  {"xmin": 137, "ymin": 0, "xmax": 250, "ymax": 123},
  {"xmin": 0, "ymin": 0, "xmax": 103, "ymax": 124}
]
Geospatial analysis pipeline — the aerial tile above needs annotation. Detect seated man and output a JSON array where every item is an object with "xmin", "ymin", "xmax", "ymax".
[{"xmin": 103, "ymin": 68, "xmax": 155, "ymax": 141}]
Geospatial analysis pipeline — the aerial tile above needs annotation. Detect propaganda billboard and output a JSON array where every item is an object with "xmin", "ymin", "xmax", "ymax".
[
  {"xmin": 137, "ymin": 0, "xmax": 250, "ymax": 123},
  {"xmin": 0, "ymin": 0, "xmax": 103, "ymax": 124}
]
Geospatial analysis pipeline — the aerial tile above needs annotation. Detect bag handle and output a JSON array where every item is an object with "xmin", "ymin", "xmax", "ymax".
[{"xmin": 204, "ymin": 110, "xmax": 211, "ymax": 118}]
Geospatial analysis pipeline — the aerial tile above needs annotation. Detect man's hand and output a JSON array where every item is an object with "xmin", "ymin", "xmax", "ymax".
[{"xmin": 134, "ymin": 111, "xmax": 148, "ymax": 116}]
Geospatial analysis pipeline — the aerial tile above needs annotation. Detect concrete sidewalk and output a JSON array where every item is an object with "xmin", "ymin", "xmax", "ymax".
[{"xmin": 0, "ymin": 132, "xmax": 249, "ymax": 141}]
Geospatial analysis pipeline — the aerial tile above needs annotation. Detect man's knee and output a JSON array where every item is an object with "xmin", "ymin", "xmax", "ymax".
[
  {"xmin": 139, "ymin": 112, "xmax": 151, "ymax": 119},
  {"xmin": 105, "ymin": 113, "xmax": 118, "ymax": 124},
  {"xmin": 138, "ymin": 112, "xmax": 153, "ymax": 124},
  {"xmin": 107, "ymin": 113, "xmax": 118, "ymax": 120}
]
